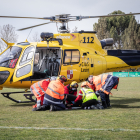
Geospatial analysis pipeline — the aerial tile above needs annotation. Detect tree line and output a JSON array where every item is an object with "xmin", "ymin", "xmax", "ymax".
[
  {"xmin": 93, "ymin": 10, "xmax": 140, "ymax": 50},
  {"xmin": 0, "ymin": 24, "xmax": 41, "ymax": 53}
]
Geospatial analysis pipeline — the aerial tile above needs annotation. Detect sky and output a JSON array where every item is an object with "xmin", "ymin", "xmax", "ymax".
[{"xmin": 0, "ymin": 0, "xmax": 140, "ymax": 42}]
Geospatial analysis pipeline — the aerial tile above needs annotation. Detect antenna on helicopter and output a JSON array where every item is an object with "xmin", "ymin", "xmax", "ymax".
[{"xmin": 26, "ymin": 28, "xmax": 33, "ymax": 40}]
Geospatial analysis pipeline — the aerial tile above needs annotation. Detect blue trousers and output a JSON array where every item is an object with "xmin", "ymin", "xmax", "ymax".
[{"xmin": 43, "ymin": 93, "xmax": 66, "ymax": 110}]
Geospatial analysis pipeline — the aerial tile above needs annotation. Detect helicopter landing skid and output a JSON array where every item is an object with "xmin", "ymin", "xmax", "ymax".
[
  {"xmin": 23, "ymin": 94, "xmax": 36, "ymax": 103},
  {"xmin": 1, "ymin": 91, "xmax": 36, "ymax": 103}
]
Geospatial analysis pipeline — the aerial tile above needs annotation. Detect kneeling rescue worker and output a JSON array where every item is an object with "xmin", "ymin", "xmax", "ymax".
[
  {"xmin": 72, "ymin": 81, "xmax": 103, "ymax": 109},
  {"xmin": 88, "ymin": 74, "xmax": 119, "ymax": 108},
  {"xmin": 43, "ymin": 75, "xmax": 67, "ymax": 111},
  {"xmin": 64, "ymin": 81, "xmax": 78, "ymax": 105},
  {"xmin": 30, "ymin": 76, "xmax": 56, "ymax": 111}
]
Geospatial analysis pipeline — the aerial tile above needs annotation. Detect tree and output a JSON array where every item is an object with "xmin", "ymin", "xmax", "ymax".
[
  {"xmin": 29, "ymin": 32, "xmax": 41, "ymax": 42},
  {"xmin": 94, "ymin": 18, "xmax": 113, "ymax": 49},
  {"xmin": 137, "ymin": 28, "xmax": 140, "ymax": 49},
  {"xmin": 0, "ymin": 24, "xmax": 18, "ymax": 53},
  {"xmin": 122, "ymin": 17, "xmax": 140, "ymax": 50},
  {"xmin": 93, "ymin": 10, "xmax": 132, "ymax": 49},
  {"xmin": 93, "ymin": 18, "xmax": 109, "ymax": 40}
]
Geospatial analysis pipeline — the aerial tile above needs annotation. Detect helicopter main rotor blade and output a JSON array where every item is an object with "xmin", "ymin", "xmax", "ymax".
[
  {"xmin": 0, "ymin": 16, "xmax": 53, "ymax": 20},
  {"xmin": 79, "ymin": 12, "xmax": 140, "ymax": 19},
  {"xmin": 18, "ymin": 22, "xmax": 53, "ymax": 31}
]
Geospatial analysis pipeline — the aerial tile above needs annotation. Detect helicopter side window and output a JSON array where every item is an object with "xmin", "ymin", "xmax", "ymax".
[
  {"xmin": 64, "ymin": 51, "xmax": 71, "ymax": 63},
  {"xmin": 20, "ymin": 46, "xmax": 35, "ymax": 66},
  {"xmin": 64, "ymin": 50, "xmax": 80, "ymax": 64},
  {"xmin": 71, "ymin": 51, "xmax": 80, "ymax": 63},
  {"xmin": 0, "ymin": 46, "xmax": 22, "ymax": 68},
  {"xmin": 16, "ymin": 64, "xmax": 31, "ymax": 78}
]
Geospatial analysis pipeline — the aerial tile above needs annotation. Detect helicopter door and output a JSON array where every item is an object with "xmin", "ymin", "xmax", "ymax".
[
  {"xmin": 61, "ymin": 49, "xmax": 80, "ymax": 81},
  {"xmin": 79, "ymin": 52, "xmax": 90, "ymax": 80},
  {"xmin": 13, "ymin": 45, "xmax": 36, "ymax": 82}
]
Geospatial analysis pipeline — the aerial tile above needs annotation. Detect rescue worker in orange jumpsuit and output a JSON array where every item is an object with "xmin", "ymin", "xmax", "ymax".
[
  {"xmin": 87, "ymin": 75, "xmax": 96, "ymax": 91},
  {"xmin": 30, "ymin": 76, "xmax": 56, "ymax": 111},
  {"xmin": 64, "ymin": 81, "xmax": 78, "ymax": 105},
  {"xmin": 88, "ymin": 74, "xmax": 119, "ymax": 108},
  {"xmin": 43, "ymin": 75, "xmax": 67, "ymax": 111}
]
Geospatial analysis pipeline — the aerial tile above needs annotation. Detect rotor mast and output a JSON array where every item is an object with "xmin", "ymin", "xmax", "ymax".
[{"xmin": 55, "ymin": 14, "xmax": 71, "ymax": 33}]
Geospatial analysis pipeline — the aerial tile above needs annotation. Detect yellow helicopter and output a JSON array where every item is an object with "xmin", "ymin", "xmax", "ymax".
[{"xmin": 0, "ymin": 13, "xmax": 140, "ymax": 103}]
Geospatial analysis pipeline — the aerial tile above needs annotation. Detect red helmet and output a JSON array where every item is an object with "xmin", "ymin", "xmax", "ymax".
[{"xmin": 57, "ymin": 75, "xmax": 67, "ymax": 82}]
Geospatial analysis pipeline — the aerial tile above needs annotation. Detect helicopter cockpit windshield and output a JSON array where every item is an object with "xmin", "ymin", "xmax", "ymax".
[{"xmin": 0, "ymin": 46, "xmax": 22, "ymax": 68}]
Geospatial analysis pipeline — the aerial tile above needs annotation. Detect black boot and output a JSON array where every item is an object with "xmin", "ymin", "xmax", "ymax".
[
  {"xmin": 32, "ymin": 107, "xmax": 37, "ymax": 111},
  {"xmin": 41, "ymin": 105, "xmax": 50, "ymax": 111},
  {"xmin": 102, "ymin": 101, "xmax": 107, "ymax": 109},
  {"xmin": 50, "ymin": 105, "xmax": 64, "ymax": 111},
  {"xmin": 107, "ymin": 102, "xmax": 111, "ymax": 107},
  {"xmin": 32, "ymin": 107, "xmax": 42, "ymax": 111},
  {"xmin": 50, "ymin": 105, "xmax": 56, "ymax": 111}
]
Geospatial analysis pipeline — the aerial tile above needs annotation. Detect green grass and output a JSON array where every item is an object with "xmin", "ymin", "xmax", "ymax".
[{"xmin": 0, "ymin": 77, "xmax": 140, "ymax": 140}]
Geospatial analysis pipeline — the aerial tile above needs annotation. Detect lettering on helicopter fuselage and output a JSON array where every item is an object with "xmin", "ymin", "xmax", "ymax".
[
  {"xmin": 79, "ymin": 62, "xmax": 89, "ymax": 67},
  {"xmin": 83, "ymin": 37, "xmax": 94, "ymax": 43},
  {"xmin": 56, "ymin": 35, "xmax": 70, "ymax": 39},
  {"xmin": 81, "ymin": 68, "xmax": 89, "ymax": 72}
]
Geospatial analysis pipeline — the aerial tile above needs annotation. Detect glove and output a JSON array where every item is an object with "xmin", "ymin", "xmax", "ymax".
[{"xmin": 71, "ymin": 101, "xmax": 75, "ymax": 104}]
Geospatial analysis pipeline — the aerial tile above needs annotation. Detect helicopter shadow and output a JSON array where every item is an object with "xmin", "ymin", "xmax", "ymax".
[
  {"xmin": 110, "ymin": 97, "xmax": 140, "ymax": 108},
  {"xmin": 10, "ymin": 103, "xmax": 35, "ymax": 107}
]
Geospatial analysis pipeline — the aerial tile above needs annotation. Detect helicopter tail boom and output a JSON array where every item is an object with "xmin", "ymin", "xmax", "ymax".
[{"xmin": 105, "ymin": 50, "xmax": 140, "ymax": 72}]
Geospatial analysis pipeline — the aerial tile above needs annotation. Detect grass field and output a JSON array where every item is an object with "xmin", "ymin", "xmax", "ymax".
[{"xmin": 0, "ymin": 77, "xmax": 140, "ymax": 140}]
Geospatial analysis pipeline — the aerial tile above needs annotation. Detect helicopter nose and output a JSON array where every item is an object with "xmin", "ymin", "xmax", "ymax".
[{"xmin": 0, "ymin": 71, "xmax": 10, "ymax": 85}]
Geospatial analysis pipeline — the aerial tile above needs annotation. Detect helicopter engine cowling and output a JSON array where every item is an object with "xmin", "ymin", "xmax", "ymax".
[
  {"xmin": 100, "ymin": 38, "xmax": 114, "ymax": 49},
  {"xmin": 40, "ymin": 32, "xmax": 54, "ymax": 40}
]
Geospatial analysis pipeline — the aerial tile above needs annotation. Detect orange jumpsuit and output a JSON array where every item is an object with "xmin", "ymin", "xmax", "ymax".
[
  {"xmin": 30, "ymin": 79, "xmax": 50, "ymax": 109},
  {"xmin": 43, "ymin": 80, "xmax": 66, "ymax": 110}
]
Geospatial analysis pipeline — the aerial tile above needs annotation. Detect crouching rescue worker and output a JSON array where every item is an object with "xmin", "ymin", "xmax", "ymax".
[
  {"xmin": 30, "ymin": 76, "xmax": 56, "ymax": 111},
  {"xmin": 72, "ymin": 81, "xmax": 103, "ymax": 109},
  {"xmin": 87, "ymin": 75, "xmax": 95, "ymax": 91},
  {"xmin": 64, "ymin": 81, "xmax": 78, "ymax": 105},
  {"xmin": 43, "ymin": 75, "xmax": 67, "ymax": 111},
  {"xmin": 88, "ymin": 74, "xmax": 119, "ymax": 108}
]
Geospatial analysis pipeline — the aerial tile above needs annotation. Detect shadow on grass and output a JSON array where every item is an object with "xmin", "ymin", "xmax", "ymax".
[
  {"xmin": 111, "ymin": 97, "xmax": 140, "ymax": 108},
  {"xmin": 111, "ymin": 104, "xmax": 140, "ymax": 108},
  {"xmin": 10, "ymin": 103, "xmax": 34, "ymax": 107}
]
